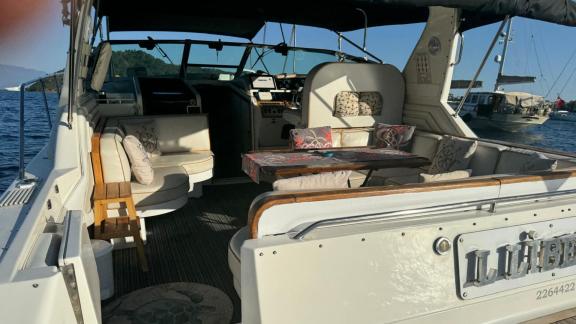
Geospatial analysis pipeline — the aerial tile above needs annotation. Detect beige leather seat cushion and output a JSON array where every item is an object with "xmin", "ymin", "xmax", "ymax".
[
  {"xmin": 131, "ymin": 166, "xmax": 190, "ymax": 207},
  {"xmin": 150, "ymin": 151, "xmax": 214, "ymax": 175}
]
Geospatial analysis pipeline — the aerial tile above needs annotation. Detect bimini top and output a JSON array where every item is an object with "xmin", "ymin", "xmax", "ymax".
[
  {"xmin": 96, "ymin": 0, "xmax": 576, "ymax": 39},
  {"xmin": 95, "ymin": 0, "xmax": 576, "ymax": 39}
]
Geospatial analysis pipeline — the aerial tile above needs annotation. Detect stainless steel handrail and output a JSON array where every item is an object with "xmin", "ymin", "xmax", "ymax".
[
  {"xmin": 17, "ymin": 72, "xmax": 63, "ymax": 185},
  {"xmin": 292, "ymin": 188, "xmax": 576, "ymax": 240}
]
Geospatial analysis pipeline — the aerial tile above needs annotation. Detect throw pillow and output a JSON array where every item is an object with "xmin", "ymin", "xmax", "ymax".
[
  {"xmin": 290, "ymin": 126, "xmax": 333, "ymax": 149},
  {"xmin": 358, "ymin": 92, "xmax": 383, "ymax": 116},
  {"xmin": 334, "ymin": 91, "xmax": 360, "ymax": 117},
  {"xmin": 419, "ymin": 169, "xmax": 472, "ymax": 183},
  {"xmin": 428, "ymin": 136, "xmax": 478, "ymax": 174},
  {"xmin": 123, "ymin": 135, "xmax": 154, "ymax": 185},
  {"xmin": 373, "ymin": 123, "xmax": 416, "ymax": 150},
  {"xmin": 122, "ymin": 120, "xmax": 161, "ymax": 157}
]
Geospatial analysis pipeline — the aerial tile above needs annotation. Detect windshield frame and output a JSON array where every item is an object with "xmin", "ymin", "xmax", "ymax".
[{"xmin": 105, "ymin": 39, "xmax": 374, "ymax": 79}]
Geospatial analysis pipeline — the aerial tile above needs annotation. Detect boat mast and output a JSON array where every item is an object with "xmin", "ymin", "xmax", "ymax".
[{"xmin": 494, "ymin": 18, "xmax": 513, "ymax": 92}]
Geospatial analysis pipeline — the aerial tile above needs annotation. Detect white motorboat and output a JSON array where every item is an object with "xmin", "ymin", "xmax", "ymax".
[
  {"xmin": 456, "ymin": 91, "xmax": 549, "ymax": 131},
  {"xmin": 2, "ymin": 1, "xmax": 576, "ymax": 323}
]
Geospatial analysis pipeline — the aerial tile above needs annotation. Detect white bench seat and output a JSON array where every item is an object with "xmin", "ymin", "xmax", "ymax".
[
  {"xmin": 151, "ymin": 151, "xmax": 213, "ymax": 173},
  {"xmin": 131, "ymin": 166, "xmax": 189, "ymax": 208}
]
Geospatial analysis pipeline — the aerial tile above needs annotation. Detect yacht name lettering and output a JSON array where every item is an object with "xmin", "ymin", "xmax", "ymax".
[{"xmin": 466, "ymin": 234, "xmax": 576, "ymax": 287}]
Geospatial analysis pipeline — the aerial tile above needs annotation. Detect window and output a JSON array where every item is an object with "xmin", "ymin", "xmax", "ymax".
[
  {"xmin": 109, "ymin": 43, "xmax": 184, "ymax": 79},
  {"xmin": 186, "ymin": 44, "xmax": 245, "ymax": 81}
]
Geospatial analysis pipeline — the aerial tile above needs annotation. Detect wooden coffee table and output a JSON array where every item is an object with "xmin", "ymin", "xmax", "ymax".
[{"xmin": 242, "ymin": 147, "xmax": 430, "ymax": 185}]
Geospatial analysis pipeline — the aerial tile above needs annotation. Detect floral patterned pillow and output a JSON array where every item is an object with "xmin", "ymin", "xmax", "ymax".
[
  {"xmin": 122, "ymin": 120, "xmax": 161, "ymax": 157},
  {"xmin": 334, "ymin": 92, "xmax": 360, "ymax": 117},
  {"xmin": 359, "ymin": 92, "xmax": 383, "ymax": 116},
  {"xmin": 373, "ymin": 123, "xmax": 416, "ymax": 150},
  {"xmin": 290, "ymin": 126, "xmax": 333, "ymax": 149},
  {"xmin": 428, "ymin": 136, "xmax": 478, "ymax": 174}
]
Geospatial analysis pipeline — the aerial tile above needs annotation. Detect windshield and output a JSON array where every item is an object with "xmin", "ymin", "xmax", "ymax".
[
  {"xmin": 186, "ymin": 44, "xmax": 245, "ymax": 81},
  {"xmin": 102, "ymin": 40, "xmax": 366, "ymax": 82},
  {"xmin": 246, "ymin": 47, "xmax": 349, "ymax": 75},
  {"xmin": 108, "ymin": 43, "xmax": 184, "ymax": 79}
]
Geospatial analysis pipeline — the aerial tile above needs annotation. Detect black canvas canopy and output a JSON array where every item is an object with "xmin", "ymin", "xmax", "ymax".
[{"xmin": 96, "ymin": 0, "xmax": 576, "ymax": 39}]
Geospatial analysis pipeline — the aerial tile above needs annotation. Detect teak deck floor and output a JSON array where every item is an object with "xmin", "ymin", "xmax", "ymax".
[{"xmin": 108, "ymin": 182, "xmax": 270, "ymax": 323}]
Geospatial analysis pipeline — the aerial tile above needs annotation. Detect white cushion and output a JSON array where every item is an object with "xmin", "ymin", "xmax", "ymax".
[
  {"xmin": 91, "ymin": 42, "xmax": 111, "ymax": 92},
  {"xmin": 131, "ymin": 166, "xmax": 189, "ymax": 207},
  {"xmin": 428, "ymin": 136, "xmax": 478, "ymax": 174},
  {"xmin": 154, "ymin": 115, "xmax": 211, "ymax": 153},
  {"xmin": 150, "ymin": 151, "xmax": 214, "ymax": 175},
  {"xmin": 495, "ymin": 149, "xmax": 558, "ymax": 174},
  {"xmin": 100, "ymin": 128, "xmax": 131, "ymax": 183},
  {"xmin": 123, "ymin": 135, "xmax": 154, "ymax": 185},
  {"xmin": 410, "ymin": 132, "xmax": 443, "ymax": 160},
  {"xmin": 469, "ymin": 142, "xmax": 507, "ymax": 176},
  {"xmin": 273, "ymin": 171, "xmax": 351, "ymax": 191},
  {"xmin": 419, "ymin": 169, "xmax": 472, "ymax": 183}
]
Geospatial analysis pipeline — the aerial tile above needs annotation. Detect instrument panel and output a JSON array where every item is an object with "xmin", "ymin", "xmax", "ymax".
[{"xmin": 250, "ymin": 73, "xmax": 306, "ymax": 119}]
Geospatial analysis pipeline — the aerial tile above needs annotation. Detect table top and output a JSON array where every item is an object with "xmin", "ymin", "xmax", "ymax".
[{"xmin": 242, "ymin": 147, "xmax": 430, "ymax": 183}]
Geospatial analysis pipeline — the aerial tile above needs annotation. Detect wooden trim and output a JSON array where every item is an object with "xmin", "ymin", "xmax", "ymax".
[
  {"xmin": 247, "ymin": 177, "xmax": 500, "ymax": 239},
  {"xmin": 248, "ymin": 168, "xmax": 576, "ymax": 239}
]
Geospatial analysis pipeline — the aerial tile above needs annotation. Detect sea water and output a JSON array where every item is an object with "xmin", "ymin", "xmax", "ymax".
[
  {"xmin": 0, "ymin": 89, "xmax": 575, "ymax": 194},
  {"xmin": 0, "ymin": 89, "xmax": 57, "ymax": 193}
]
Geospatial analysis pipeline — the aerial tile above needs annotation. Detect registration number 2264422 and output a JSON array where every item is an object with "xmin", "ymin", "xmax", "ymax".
[{"xmin": 536, "ymin": 282, "xmax": 576, "ymax": 300}]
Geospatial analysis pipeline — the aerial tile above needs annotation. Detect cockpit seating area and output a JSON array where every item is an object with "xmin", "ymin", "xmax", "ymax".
[{"xmin": 91, "ymin": 114, "xmax": 214, "ymax": 246}]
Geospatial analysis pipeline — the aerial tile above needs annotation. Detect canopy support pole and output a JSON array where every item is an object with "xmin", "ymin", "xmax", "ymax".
[{"xmin": 453, "ymin": 16, "xmax": 509, "ymax": 117}]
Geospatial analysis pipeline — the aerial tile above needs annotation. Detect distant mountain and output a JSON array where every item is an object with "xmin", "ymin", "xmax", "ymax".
[{"xmin": 0, "ymin": 64, "xmax": 47, "ymax": 89}]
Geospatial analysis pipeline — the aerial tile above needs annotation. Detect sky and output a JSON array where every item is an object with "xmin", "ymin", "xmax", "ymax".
[{"xmin": 1, "ymin": 0, "xmax": 576, "ymax": 100}]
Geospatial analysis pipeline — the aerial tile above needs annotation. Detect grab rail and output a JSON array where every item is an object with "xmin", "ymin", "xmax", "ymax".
[
  {"xmin": 17, "ymin": 72, "xmax": 63, "ymax": 186},
  {"xmin": 292, "ymin": 188, "xmax": 576, "ymax": 240}
]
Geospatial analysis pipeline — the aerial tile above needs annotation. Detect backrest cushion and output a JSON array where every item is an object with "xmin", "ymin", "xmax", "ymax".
[
  {"xmin": 100, "ymin": 126, "xmax": 131, "ymax": 183},
  {"xmin": 121, "ymin": 119, "xmax": 161, "ymax": 157},
  {"xmin": 468, "ymin": 142, "xmax": 507, "ymax": 176},
  {"xmin": 153, "ymin": 115, "xmax": 211, "ymax": 153},
  {"xmin": 303, "ymin": 63, "xmax": 404, "ymax": 128},
  {"xmin": 289, "ymin": 126, "xmax": 333, "ymax": 149},
  {"xmin": 273, "ymin": 171, "xmax": 351, "ymax": 191},
  {"xmin": 374, "ymin": 123, "xmax": 415, "ymax": 150},
  {"xmin": 410, "ymin": 132, "xmax": 443, "ymax": 160},
  {"xmin": 123, "ymin": 135, "xmax": 154, "ymax": 185},
  {"xmin": 429, "ymin": 136, "xmax": 478, "ymax": 174},
  {"xmin": 112, "ymin": 115, "xmax": 211, "ymax": 153},
  {"xmin": 495, "ymin": 149, "xmax": 558, "ymax": 174},
  {"xmin": 91, "ymin": 42, "xmax": 112, "ymax": 92}
]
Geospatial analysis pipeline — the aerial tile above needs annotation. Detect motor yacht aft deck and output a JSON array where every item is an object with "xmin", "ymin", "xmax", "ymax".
[{"xmin": 4, "ymin": 1, "xmax": 576, "ymax": 323}]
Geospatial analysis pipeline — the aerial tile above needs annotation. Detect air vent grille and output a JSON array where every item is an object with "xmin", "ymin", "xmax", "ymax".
[{"xmin": 0, "ymin": 186, "xmax": 36, "ymax": 207}]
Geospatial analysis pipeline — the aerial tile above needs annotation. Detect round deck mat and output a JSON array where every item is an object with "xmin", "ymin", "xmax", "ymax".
[{"xmin": 102, "ymin": 282, "xmax": 233, "ymax": 324}]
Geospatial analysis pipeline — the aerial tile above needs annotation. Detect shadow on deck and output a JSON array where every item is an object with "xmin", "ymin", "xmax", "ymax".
[{"xmin": 108, "ymin": 182, "xmax": 271, "ymax": 323}]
